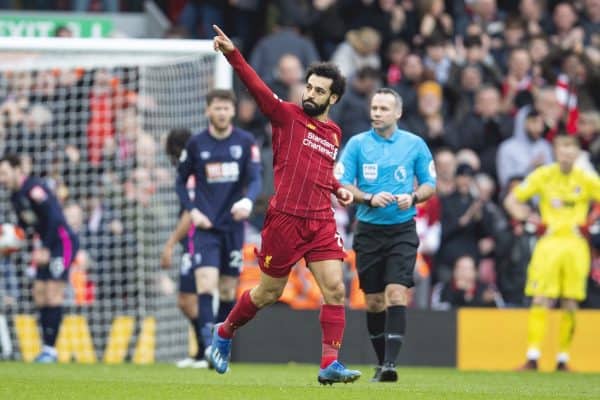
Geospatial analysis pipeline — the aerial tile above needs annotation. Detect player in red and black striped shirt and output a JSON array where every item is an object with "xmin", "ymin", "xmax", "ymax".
[{"xmin": 208, "ymin": 25, "xmax": 361, "ymax": 384}]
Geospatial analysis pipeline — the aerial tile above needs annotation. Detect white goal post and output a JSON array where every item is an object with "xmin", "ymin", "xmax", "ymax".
[
  {"xmin": 0, "ymin": 37, "xmax": 232, "ymax": 88},
  {"xmin": 0, "ymin": 37, "xmax": 231, "ymax": 363}
]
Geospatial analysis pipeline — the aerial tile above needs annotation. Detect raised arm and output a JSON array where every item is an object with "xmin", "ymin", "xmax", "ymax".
[{"xmin": 213, "ymin": 25, "xmax": 285, "ymax": 123}]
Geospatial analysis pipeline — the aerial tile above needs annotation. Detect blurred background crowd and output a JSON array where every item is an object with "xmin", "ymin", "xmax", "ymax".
[{"xmin": 0, "ymin": 0, "xmax": 599, "ymax": 312}]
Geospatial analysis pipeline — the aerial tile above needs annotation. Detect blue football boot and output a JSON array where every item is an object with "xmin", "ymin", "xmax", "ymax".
[
  {"xmin": 34, "ymin": 350, "xmax": 57, "ymax": 364},
  {"xmin": 209, "ymin": 323, "xmax": 231, "ymax": 374},
  {"xmin": 318, "ymin": 360, "xmax": 361, "ymax": 385}
]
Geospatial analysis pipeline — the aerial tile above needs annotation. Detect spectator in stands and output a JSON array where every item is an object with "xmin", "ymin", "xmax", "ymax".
[
  {"xmin": 461, "ymin": 0, "xmax": 506, "ymax": 50},
  {"xmin": 447, "ymin": 85, "xmax": 513, "ymax": 178},
  {"xmin": 329, "ymin": 66, "xmax": 380, "ymax": 146},
  {"xmin": 496, "ymin": 109, "xmax": 554, "ymax": 191},
  {"xmin": 250, "ymin": 15, "xmax": 319, "ymax": 82},
  {"xmin": 331, "ymin": 26, "xmax": 381, "ymax": 79},
  {"xmin": 431, "ymin": 255, "xmax": 503, "ymax": 310},
  {"xmin": 519, "ymin": 0, "xmax": 552, "ymax": 37},
  {"xmin": 73, "ymin": 0, "xmax": 119, "ymax": 12},
  {"xmin": 448, "ymin": 65, "xmax": 482, "ymax": 123},
  {"xmin": 582, "ymin": 0, "xmax": 600, "ymax": 45},
  {"xmin": 422, "ymin": 35, "xmax": 452, "ymax": 85},
  {"xmin": 177, "ymin": 0, "xmax": 221, "ymax": 39},
  {"xmin": 533, "ymin": 86, "xmax": 564, "ymax": 141},
  {"xmin": 340, "ymin": 0, "xmax": 415, "ymax": 49},
  {"xmin": 456, "ymin": 148, "xmax": 482, "ymax": 172},
  {"xmin": 384, "ymin": 39, "xmax": 409, "ymax": 86},
  {"xmin": 448, "ymin": 34, "xmax": 503, "ymax": 88},
  {"xmin": 292, "ymin": 0, "xmax": 346, "ymax": 60},
  {"xmin": 267, "ymin": 54, "xmax": 304, "ymax": 101},
  {"xmin": 528, "ymin": 34, "xmax": 551, "ymax": 86},
  {"xmin": 501, "ymin": 47, "xmax": 533, "ymax": 113},
  {"xmin": 403, "ymin": 80, "xmax": 452, "ymax": 153},
  {"xmin": 437, "ymin": 163, "xmax": 495, "ymax": 283},
  {"xmin": 497, "ymin": 16, "xmax": 528, "ymax": 71},
  {"xmin": 559, "ymin": 51, "xmax": 600, "ymax": 113},
  {"xmin": 433, "ymin": 148, "xmax": 456, "ymax": 196},
  {"xmin": 550, "ymin": 2, "xmax": 585, "ymax": 51},
  {"xmin": 418, "ymin": 0, "xmax": 453, "ymax": 41},
  {"xmin": 577, "ymin": 110, "xmax": 600, "ymax": 172},
  {"xmin": 494, "ymin": 176, "xmax": 536, "ymax": 306},
  {"xmin": 393, "ymin": 53, "xmax": 424, "ymax": 119}
]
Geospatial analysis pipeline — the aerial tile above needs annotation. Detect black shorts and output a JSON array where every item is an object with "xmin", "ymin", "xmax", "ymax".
[
  {"xmin": 352, "ymin": 219, "xmax": 419, "ymax": 294},
  {"xmin": 36, "ymin": 230, "xmax": 80, "ymax": 282}
]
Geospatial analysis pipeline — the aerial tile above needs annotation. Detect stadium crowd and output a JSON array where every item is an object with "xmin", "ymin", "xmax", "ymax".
[{"xmin": 1, "ymin": 0, "xmax": 599, "ymax": 312}]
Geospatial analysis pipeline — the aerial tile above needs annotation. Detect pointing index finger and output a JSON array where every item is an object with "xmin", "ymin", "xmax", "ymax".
[{"xmin": 213, "ymin": 24, "xmax": 227, "ymax": 38}]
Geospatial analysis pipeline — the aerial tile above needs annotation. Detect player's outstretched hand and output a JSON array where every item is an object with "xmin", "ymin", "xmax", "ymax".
[
  {"xmin": 160, "ymin": 243, "xmax": 173, "ymax": 269},
  {"xmin": 213, "ymin": 24, "xmax": 235, "ymax": 54},
  {"xmin": 336, "ymin": 187, "xmax": 354, "ymax": 207},
  {"xmin": 190, "ymin": 208, "xmax": 213, "ymax": 229}
]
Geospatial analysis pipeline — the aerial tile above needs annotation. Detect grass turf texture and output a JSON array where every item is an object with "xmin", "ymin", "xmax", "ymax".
[{"xmin": 1, "ymin": 362, "xmax": 599, "ymax": 400}]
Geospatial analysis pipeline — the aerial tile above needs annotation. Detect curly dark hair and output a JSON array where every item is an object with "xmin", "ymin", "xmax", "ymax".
[
  {"xmin": 0, "ymin": 153, "xmax": 22, "ymax": 168},
  {"xmin": 305, "ymin": 62, "xmax": 346, "ymax": 104},
  {"xmin": 165, "ymin": 128, "xmax": 192, "ymax": 166}
]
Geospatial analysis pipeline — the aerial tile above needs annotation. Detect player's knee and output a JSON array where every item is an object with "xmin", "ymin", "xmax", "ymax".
[
  {"xmin": 32, "ymin": 292, "xmax": 45, "ymax": 307},
  {"xmin": 365, "ymin": 294, "xmax": 385, "ymax": 312},
  {"xmin": 219, "ymin": 287, "xmax": 236, "ymax": 302},
  {"xmin": 323, "ymin": 281, "xmax": 345, "ymax": 305},
  {"xmin": 46, "ymin": 292, "xmax": 64, "ymax": 306},
  {"xmin": 251, "ymin": 286, "xmax": 283, "ymax": 308},
  {"xmin": 195, "ymin": 279, "xmax": 217, "ymax": 294},
  {"xmin": 386, "ymin": 286, "xmax": 408, "ymax": 306},
  {"xmin": 532, "ymin": 296, "xmax": 552, "ymax": 308}
]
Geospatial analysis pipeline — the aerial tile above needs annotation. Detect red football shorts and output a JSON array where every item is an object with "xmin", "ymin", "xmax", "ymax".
[{"xmin": 255, "ymin": 208, "xmax": 346, "ymax": 278}]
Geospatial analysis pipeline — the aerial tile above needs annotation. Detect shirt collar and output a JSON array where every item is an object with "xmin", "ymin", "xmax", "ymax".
[{"xmin": 370, "ymin": 127, "xmax": 400, "ymax": 143}]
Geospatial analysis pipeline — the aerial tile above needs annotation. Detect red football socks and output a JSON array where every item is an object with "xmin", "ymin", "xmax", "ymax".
[
  {"xmin": 218, "ymin": 290, "xmax": 259, "ymax": 339},
  {"xmin": 319, "ymin": 304, "xmax": 345, "ymax": 369}
]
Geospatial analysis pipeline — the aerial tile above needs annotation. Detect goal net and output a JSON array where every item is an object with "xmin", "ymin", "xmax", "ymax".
[{"xmin": 0, "ymin": 37, "xmax": 231, "ymax": 363}]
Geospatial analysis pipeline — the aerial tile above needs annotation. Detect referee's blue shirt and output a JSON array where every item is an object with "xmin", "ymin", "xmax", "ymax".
[{"xmin": 337, "ymin": 127, "xmax": 436, "ymax": 225}]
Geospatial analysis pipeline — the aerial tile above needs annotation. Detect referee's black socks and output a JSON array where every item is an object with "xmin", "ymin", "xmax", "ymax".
[
  {"xmin": 366, "ymin": 311, "xmax": 386, "ymax": 366},
  {"xmin": 384, "ymin": 305, "xmax": 406, "ymax": 366}
]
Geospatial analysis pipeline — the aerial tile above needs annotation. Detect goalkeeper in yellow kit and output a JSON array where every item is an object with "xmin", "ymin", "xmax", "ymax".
[{"xmin": 504, "ymin": 134, "xmax": 600, "ymax": 371}]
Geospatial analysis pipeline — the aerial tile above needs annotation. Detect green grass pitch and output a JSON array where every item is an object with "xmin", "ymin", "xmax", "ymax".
[{"xmin": 1, "ymin": 362, "xmax": 599, "ymax": 400}]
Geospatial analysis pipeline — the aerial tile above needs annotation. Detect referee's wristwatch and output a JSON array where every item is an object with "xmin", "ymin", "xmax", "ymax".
[
  {"xmin": 363, "ymin": 193, "xmax": 374, "ymax": 207},
  {"xmin": 411, "ymin": 192, "xmax": 419, "ymax": 207}
]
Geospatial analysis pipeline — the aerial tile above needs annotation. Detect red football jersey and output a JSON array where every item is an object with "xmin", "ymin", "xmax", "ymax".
[{"xmin": 226, "ymin": 49, "xmax": 342, "ymax": 219}]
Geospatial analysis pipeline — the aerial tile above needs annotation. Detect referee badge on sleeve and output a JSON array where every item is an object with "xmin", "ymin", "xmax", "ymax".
[{"xmin": 429, "ymin": 160, "xmax": 437, "ymax": 178}]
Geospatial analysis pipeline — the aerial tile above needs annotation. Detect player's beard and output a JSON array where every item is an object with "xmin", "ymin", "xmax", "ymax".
[
  {"xmin": 302, "ymin": 96, "xmax": 329, "ymax": 117},
  {"xmin": 209, "ymin": 116, "xmax": 233, "ymax": 134}
]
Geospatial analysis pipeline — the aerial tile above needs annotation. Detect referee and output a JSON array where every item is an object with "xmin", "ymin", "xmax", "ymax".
[{"xmin": 338, "ymin": 88, "xmax": 436, "ymax": 382}]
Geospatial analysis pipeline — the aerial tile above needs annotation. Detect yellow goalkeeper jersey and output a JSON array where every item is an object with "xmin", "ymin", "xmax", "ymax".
[{"xmin": 513, "ymin": 164, "xmax": 600, "ymax": 235}]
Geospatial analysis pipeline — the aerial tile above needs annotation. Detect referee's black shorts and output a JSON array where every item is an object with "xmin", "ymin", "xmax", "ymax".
[{"xmin": 352, "ymin": 219, "xmax": 419, "ymax": 294}]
